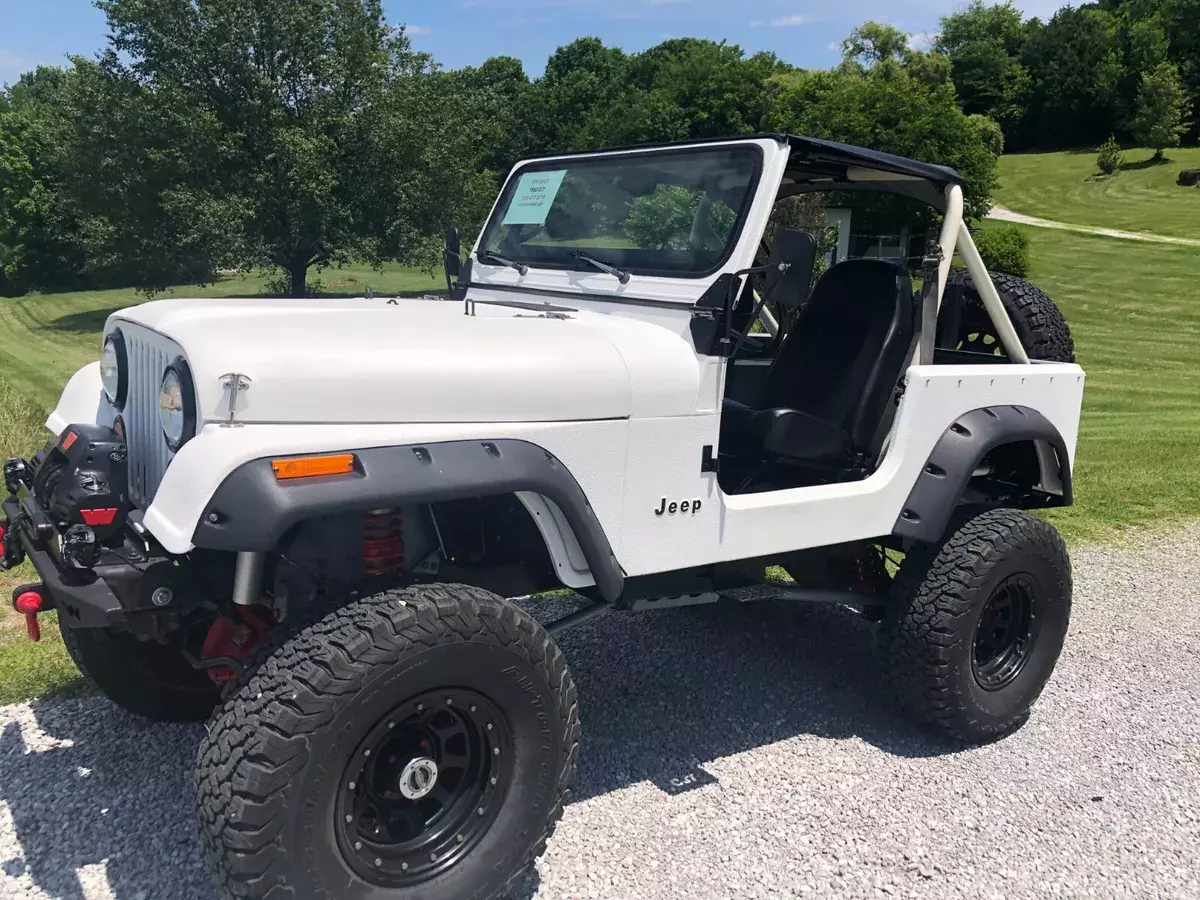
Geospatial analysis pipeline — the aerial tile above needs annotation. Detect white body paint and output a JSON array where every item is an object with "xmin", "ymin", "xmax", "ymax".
[{"xmin": 48, "ymin": 137, "xmax": 1085, "ymax": 589}]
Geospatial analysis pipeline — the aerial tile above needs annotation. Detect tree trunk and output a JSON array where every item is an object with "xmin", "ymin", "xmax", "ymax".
[
  {"xmin": 288, "ymin": 262, "xmax": 308, "ymax": 298},
  {"xmin": 1153, "ymin": 148, "xmax": 1165, "ymax": 161}
]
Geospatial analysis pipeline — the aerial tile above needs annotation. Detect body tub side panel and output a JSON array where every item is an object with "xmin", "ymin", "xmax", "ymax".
[{"xmin": 612, "ymin": 363, "xmax": 1085, "ymax": 576}]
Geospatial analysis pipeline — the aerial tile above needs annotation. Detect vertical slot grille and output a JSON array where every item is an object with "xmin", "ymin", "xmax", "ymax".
[{"xmin": 124, "ymin": 332, "xmax": 174, "ymax": 509}]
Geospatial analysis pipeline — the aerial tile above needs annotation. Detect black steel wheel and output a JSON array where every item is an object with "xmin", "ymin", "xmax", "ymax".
[
  {"xmin": 956, "ymin": 307, "xmax": 1007, "ymax": 357},
  {"xmin": 197, "ymin": 584, "xmax": 579, "ymax": 900},
  {"xmin": 878, "ymin": 508, "xmax": 1072, "ymax": 744},
  {"xmin": 335, "ymin": 689, "xmax": 513, "ymax": 886},
  {"xmin": 972, "ymin": 575, "xmax": 1037, "ymax": 691}
]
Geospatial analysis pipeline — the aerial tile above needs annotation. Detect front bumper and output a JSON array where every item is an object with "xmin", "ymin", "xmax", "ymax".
[
  {"xmin": 4, "ymin": 493, "xmax": 133, "ymax": 628},
  {"xmin": 3, "ymin": 426, "xmax": 211, "ymax": 631}
]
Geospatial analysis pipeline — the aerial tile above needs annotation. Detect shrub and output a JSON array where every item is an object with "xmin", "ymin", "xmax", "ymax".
[
  {"xmin": 968, "ymin": 113, "xmax": 1005, "ymax": 158},
  {"xmin": 1096, "ymin": 136, "xmax": 1124, "ymax": 176},
  {"xmin": 973, "ymin": 225, "xmax": 1032, "ymax": 277}
]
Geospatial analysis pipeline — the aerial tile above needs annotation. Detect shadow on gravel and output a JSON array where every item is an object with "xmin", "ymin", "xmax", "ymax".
[
  {"xmin": 0, "ymin": 598, "xmax": 957, "ymax": 899},
  {"xmin": 0, "ymin": 702, "xmax": 207, "ymax": 899},
  {"xmin": 544, "ymin": 599, "xmax": 956, "ymax": 808}
]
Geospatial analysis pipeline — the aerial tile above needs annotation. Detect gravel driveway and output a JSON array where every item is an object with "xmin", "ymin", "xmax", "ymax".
[{"xmin": 2, "ymin": 525, "xmax": 1198, "ymax": 900}]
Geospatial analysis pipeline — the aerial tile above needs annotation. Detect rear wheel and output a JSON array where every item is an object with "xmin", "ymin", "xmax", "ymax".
[
  {"xmin": 61, "ymin": 620, "xmax": 220, "ymax": 722},
  {"xmin": 949, "ymin": 272, "xmax": 1075, "ymax": 363},
  {"xmin": 196, "ymin": 583, "xmax": 579, "ymax": 900},
  {"xmin": 878, "ymin": 508, "xmax": 1072, "ymax": 743}
]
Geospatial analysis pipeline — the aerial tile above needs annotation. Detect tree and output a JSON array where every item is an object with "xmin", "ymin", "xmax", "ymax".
[
  {"xmin": 771, "ymin": 26, "xmax": 1000, "ymax": 221},
  {"xmin": 625, "ymin": 186, "xmax": 700, "ymax": 250},
  {"xmin": 842, "ymin": 22, "xmax": 912, "ymax": 66},
  {"xmin": 936, "ymin": 2, "xmax": 1032, "ymax": 144},
  {"xmin": 95, "ymin": 0, "xmax": 484, "ymax": 296},
  {"xmin": 456, "ymin": 56, "xmax": 533, "ymax": 174},
  {"xmin": 1020, "ymin": 7, "xmax": 1124, "ymax": 148},
  {"xmin": 517, "ymin": 37, "xmax": 783, "ymax": 156},
  {"xmin": 0, "ymin": 68, "xmax": 90, "ymax": 295},
  {"xmin": 525, "ymin": 38, "xmax": 631, "ymax": 153},
  {"xmin": 627, "ymin": 39, "xmax": 778, "ymax": 140},
  {"xmin": 1157, "ymin": 0, "xmax": 1200, "ymax": 140},
  {"xmin": 1131, "ymin": 62, "xmax": 1189, "ymax": 159},
  {"xmin": 44, "ymin": 58, "xmax": 238, "ymax": 292},
  {"xmin": 623, "ymin": 185, "xmax": 736, "ymax": 251}
]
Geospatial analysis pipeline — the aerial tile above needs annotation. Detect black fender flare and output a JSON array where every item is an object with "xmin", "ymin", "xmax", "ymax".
[
  {"xmin": 191, "ymin": 439, "xmax": 625, "ymax": 602},
  {"xmin": 892, "ymin": 406, "xmax": 1073, "ymax": 543}
]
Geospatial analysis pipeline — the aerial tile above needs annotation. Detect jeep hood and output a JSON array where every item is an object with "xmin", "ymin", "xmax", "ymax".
[{"xmin": 110, "ymin": 296, "xmax": 702, "ymax": 423}]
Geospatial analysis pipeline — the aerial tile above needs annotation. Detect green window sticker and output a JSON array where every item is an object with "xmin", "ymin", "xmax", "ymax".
[{"xmin": 502, "ymin": 170, "xmax": 567, "ymax": 226}]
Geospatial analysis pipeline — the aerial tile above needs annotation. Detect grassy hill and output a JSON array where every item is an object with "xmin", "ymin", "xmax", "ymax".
[{"xmin": 995, "ymin": 146, "xmax": 1200, "ymax": 239}]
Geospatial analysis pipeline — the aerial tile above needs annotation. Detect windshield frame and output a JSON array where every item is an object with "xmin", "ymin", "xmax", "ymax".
[{"xmin": 476, "ymin": 142, "xmax": 766, "ymax": 281}]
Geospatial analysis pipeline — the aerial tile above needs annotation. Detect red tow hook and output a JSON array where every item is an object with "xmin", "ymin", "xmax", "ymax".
[{"xmin": 12, "ymin": 587, "xmax": 46, "ymax": 642}]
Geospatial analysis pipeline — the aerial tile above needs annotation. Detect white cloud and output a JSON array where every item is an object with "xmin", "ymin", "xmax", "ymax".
[
  {"xmin": 751, "ymin": 13, "xmax": 807, "ymax": 28},
  {"xmin": 908, "ymin": 30, "xmax": 934, "ymax": 49},
  {"xmin": 1009, "ymin": 0, "xmax": 1069, "ymax": 19},
  {"xmin": 404, "ymin": 24, "xmax": 432, "ymax": 36},
  {"xmin": 827, "ymin": 40, "xmax": 841, "ymax": 51}
]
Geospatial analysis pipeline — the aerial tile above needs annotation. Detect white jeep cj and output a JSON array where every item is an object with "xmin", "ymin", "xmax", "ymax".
[{"xmin": 3, "ymin": 135, "xmax": 1083, "ymax": 900}]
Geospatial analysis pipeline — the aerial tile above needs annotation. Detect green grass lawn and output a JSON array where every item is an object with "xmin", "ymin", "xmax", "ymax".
[
  {"xmin": 995, "ymin": 146, "xmax": 1200, "ymax": 240},
  {"xmin": 996, "ymin": 222, "xmax": 1200, "ymax": 542}
]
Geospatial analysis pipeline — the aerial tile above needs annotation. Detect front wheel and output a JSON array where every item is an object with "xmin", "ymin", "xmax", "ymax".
[
  {"xmin": 878, "ymin": 508, "xmax": 1072, "ymax": 743},
  {"xmin": 61, "ymin": 620, "xmax": 221, "ymax": 722},
  {"xmin": 196, "ymin": 584, "xmax": 579, "ymax": 900}
]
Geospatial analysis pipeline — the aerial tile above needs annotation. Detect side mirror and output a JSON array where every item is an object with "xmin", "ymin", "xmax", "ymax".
[
  {"xmin": 765, "ymin": 227, "xmax": 818, "ymax": 310},
  {"xmin": 444, "ymin": 226, "xmax": 462, "ymax": 279}
]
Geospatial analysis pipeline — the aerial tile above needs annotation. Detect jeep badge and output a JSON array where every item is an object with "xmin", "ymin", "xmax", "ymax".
[{"xmin": 654, "ymin": 497, "xmax": 702, "ymax": 516}]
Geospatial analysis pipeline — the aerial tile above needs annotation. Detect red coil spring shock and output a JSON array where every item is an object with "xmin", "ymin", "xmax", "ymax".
[{"xmin": 363, "ymin": 508, "xmax": 405, "ymax": 575}]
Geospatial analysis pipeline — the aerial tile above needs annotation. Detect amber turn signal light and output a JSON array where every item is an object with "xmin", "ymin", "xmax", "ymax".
[{"xmin": 271, "ymin": 453, "xmax": 356, "ymax": 480}]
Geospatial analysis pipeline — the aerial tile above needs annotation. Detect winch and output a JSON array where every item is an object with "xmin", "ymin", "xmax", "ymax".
[{"xmin": 9, "ymin": 424, "xmax": 129, "ymax": 569}]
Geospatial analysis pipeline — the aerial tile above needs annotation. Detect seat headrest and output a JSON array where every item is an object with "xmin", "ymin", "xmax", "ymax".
[{"xmin": 807, "ymin": 258, "xmax": 910, "ymax": 316}]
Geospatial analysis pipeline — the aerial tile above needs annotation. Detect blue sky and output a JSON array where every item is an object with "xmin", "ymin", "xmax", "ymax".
[{"xmin": 1, "ymin": 0, "xmax": 1067, "ymax": 88}]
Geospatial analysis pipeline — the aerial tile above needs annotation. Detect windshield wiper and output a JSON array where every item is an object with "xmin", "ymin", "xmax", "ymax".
[
  {"xmin": 569, "ymin": 250, "xmax": 630, "ymax": 284},
  {"xmin": 477, "ymin": 250, "xmax": 529, "ymax": 276}
]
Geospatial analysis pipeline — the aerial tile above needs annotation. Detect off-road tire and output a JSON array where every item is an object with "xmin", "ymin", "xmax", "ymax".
[
  {"xmin": 196, "ymin": 583, "xmax": 580, "ymax": 900},
  {"xmin": 60, "ymin": 619, "xmax": 221, "ymax": 722},
  {"xmin": 950, "ymin": 272, "xmax": 1075, "ymax": 362},
  {"xmin": 878, "ymin": 508, "xmax": 1072, "ymax": 744}
]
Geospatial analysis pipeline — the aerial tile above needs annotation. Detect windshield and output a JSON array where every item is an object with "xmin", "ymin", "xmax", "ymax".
[{"xmin": 478, "ymin": 145, "xmax": 762, "ymax": 278}]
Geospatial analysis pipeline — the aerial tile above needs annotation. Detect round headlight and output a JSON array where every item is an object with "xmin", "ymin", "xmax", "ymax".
[
  {"xmin": 158, "ymin": 360, "xmax": 196, "ymax": 451},
  {"xmin": 101, "ymin": 331, "xmax": 127, "ymax": 408}
]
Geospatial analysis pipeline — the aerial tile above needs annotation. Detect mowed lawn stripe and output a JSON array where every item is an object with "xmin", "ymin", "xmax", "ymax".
[
  {"xmin": 996, "ymin": 146, "xmax": 1200, "ymax": 240},
  {"xmin": 1002, "ymin": 222, "xmax": 1200, "ymax": 541}
]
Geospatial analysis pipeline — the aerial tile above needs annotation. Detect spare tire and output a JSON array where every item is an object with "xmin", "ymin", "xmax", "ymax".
[{"xmin": 946, "ymin": 272, "xmax": 1075, "ymax": 363}]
